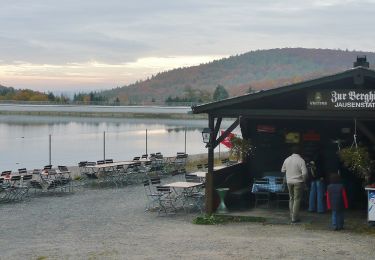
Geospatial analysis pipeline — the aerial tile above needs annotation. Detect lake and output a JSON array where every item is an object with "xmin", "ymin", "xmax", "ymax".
[{"xmin": 0, "ymin": 115, "xmax": 233, "ymax": 170}]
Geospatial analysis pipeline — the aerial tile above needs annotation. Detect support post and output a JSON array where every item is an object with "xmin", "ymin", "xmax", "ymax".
[
  {"xmin": 49, "ymin": 134, "xmax": 51, "ymax": 165},
  {"xmin": 103, "ymin": 131, "xmax": 106, "ymax": 160},
  {"xmin": 146, "ymin": 129, "xmax": 148, "ymax": 155},
  {"xmin": 205, "ymin": 115, "xmax": 215, "ymax": 214},
  {"xmin": 184, "ymin": 127, "xmax": 187, "ymax": 154}
]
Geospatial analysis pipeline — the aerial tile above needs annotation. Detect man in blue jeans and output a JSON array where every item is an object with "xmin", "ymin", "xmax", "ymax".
[{"xmin": 308, "ymin": 160, "xmax": 325, "ymax": 213}]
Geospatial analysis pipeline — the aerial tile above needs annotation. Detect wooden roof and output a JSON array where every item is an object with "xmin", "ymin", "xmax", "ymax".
[{"xmin": 191, "ymin": 67, "xmax": 375, "ymax": 120}]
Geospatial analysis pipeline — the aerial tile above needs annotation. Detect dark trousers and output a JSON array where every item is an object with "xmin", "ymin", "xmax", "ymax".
[{"xmin": 332, "ymin": 210, "xmax": 344, "ymax": 230}]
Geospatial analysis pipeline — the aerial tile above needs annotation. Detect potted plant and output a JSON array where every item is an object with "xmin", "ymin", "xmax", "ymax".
[
  {"xmin": 339, "ymin": 146, "xmax": 374, "ymax": 186},
  {"xmin": 229, "ymin": 136, "xmax": 253, "ymax": 162}
]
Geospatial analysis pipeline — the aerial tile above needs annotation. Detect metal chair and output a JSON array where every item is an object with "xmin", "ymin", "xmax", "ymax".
[
  {"xmin": 156, "ymin": 186, "xmax": 177, "ymax": 215},
  {"xmin": 143, "ymin": 180, "xmax": 161, "ymax": 211},
  {"xmin": 196, "ymin": 164, "xmax": 203, "ymax": 170},
  {"xmin": 275, "ymin": 177, "xmax": 289, "ymax": 208},
  {"xmin": 253, "ymin": 178, "xmax": 271, "ymax": 208},
  {"xmin": 57, "ymin": 166, "xmax": 72, "ymax": 192}
]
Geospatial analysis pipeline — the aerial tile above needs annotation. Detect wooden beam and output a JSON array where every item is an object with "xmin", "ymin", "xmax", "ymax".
[
  {"xmin": 209, "ymin": 109, "xmax": 375, "ymax": 120},
  {"xmin": 213, "ymin": 117, "xmax": 240, "ymax": 148},
  {"xmin": 213, "ymin": 117, "xmax": 222, "ymax": 141}
]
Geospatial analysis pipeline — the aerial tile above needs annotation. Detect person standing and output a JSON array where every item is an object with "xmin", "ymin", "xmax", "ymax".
[
  {"xmin": 281, "ymin": 146, "xmax": 308, "ymax": 223},
  {"xmin": 308, "ymin": 159, "xmax": 325, "ymax": 213},
  {"xmin": 326, "ymin": 173, "xmax": 348, "ymax": 230}
]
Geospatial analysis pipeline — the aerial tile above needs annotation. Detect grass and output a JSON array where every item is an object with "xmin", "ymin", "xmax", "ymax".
[{"xmin": 193, "ymin": 214, "xmax": 266, "ymax": 225}]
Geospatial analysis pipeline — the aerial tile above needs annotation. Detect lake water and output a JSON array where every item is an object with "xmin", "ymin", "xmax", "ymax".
[{"xmin": 0, "ymin": 115, "xmax": 233, "ymax": 170}]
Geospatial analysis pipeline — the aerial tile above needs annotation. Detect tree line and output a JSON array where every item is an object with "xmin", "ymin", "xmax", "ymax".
[
  {"xmin": 0, "ymin": 85, "xmax": 111, "ymax": 104},
  {"xmin": 165, "ymin": 84, "xmax": 230, "ymax": 104}
]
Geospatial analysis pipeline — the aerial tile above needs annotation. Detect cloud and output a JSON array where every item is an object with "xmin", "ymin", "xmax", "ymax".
[{"xmin": 0, "ymin": 0, "xmax": 375, "ymax": 91}]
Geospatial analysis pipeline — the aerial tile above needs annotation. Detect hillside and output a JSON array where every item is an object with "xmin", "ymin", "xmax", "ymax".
[{"xmin": 101, "ymin": 48, "xmax": 375, "ymax": 105}]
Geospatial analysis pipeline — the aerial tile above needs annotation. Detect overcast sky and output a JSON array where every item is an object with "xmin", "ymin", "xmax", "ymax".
[{"xmin": 1, "ymin": 0, "xmax": 375, "ymax": 92}]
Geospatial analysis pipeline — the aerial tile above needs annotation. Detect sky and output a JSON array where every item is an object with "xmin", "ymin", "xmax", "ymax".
[{"xmin": 1, "ymin": 0, "xmax": 375, "ymax": 93}]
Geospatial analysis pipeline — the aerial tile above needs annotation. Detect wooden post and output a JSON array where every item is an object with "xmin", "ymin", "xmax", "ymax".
[{"xmin": 205, "ymin": 115, "xmax": 215, "ymax": 214}]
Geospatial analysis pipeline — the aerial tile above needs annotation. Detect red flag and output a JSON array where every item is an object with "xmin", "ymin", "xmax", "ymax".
[{"xmin": 220, "ymin": 130, "xmax": 235, "ymax": 148}]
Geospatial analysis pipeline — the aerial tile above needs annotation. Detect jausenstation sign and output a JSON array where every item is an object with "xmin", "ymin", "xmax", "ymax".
[{"xmin": 308, "ymin": 90, "xmax": 375, "ymax": 110}]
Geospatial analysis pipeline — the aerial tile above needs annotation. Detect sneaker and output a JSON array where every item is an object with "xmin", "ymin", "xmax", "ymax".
[{"xmin": 291, "ymin": 219, "xmax": 301, "ymax": 224}]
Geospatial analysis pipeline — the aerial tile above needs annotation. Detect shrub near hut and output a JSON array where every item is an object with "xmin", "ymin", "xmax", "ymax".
[
  {"xmin": 339, "ymin": 146, "xmax": 374, "ymax": 186},
  {"xmin": 229, "ymin": 136, "xmax": 253, "ymax": 162}
]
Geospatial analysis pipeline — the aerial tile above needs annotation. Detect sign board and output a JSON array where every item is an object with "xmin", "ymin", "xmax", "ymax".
[
  {"xmin": 308, "ymin": 90, "xmax": 375, "ymax": 110},
  {"xmin": 368, "ymin": 190, "xmax": 375, "ymax": 222},
  {"xmin": 285, "ymin": 132, "xmax": 300, "ymax": 143},
  {"xmin": 256, "ymin": 125, "xmax": 276, "ymax": 133},
  {"xmin": 303, "ymin": 131, "xmax": 320, "ymax": 141}
]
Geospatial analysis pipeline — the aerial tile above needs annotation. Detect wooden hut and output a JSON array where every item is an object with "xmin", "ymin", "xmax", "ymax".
[{"xmin": 192, "ymin": 56, "xmax": 375, "ymax": 214}]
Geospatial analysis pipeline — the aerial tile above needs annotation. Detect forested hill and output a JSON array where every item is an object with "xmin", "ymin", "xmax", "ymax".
[{"xmin": 102, "ymin": 48, "xmax": 375, "ymax": 105}]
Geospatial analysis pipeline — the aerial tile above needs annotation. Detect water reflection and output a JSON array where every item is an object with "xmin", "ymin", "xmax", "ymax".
[{"xmin": 0, "ymin": 115, "xmax": 233, "ymax": 170}]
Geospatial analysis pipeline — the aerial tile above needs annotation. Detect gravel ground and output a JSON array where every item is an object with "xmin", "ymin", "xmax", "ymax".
[{"xmin": 1, "ymin": 176, "xmax": 374, "ymax": 260}]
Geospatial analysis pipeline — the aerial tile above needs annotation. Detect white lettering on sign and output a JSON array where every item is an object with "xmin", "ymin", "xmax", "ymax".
[
  {"xmin": 348, "ymin": 91, "xmax": 375, "ymax": 102},
  {"xmin": 331, "ymin": 91, "xmax": 347, "ymax": 102},
  {"xmin": 309, "ymin": 90, "xmax": 375, "ymax": 110}
]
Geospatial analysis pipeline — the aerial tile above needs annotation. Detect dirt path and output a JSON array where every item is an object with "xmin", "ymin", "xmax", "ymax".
[{"xmin": 0, "ymin": 178, "xmax": 374, "ymax": 260}]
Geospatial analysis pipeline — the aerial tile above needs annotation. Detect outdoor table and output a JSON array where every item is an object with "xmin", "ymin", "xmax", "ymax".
[
  {"xmin": 190, "ymin": 171, "xmax": 206, "ymax": 178},
  {"xmin": 84, "ymin": 161, "xmax": 136, "ymax": 185},
  {"xmin": 251, "ymin": 176, "xmax": 285, "ymax": 193},
  {"xmin": 163, "ymin": 181, "xmax": 203, "ymax": 189},
  {"xmin": 85, "ymin": 161, "xmax": 135, "ymax": 174},
  {"xmin": 163, "ymin": 181, "xmax": 204, "ymax": 210}
]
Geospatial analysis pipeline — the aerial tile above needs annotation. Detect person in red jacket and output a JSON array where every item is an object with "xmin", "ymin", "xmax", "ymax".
[{"xmin": 326, "ymin": 173, "xmax": 348, "ymax": 230}]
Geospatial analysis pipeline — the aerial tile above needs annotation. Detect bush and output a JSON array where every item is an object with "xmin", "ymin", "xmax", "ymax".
[{"xmin": 193, "ymin": 214, "xmax": 265, "ymax": 225}]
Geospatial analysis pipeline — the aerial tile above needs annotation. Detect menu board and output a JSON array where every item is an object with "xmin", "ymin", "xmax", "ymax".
[{"xmin": 368, "ymin": 189, "xmax": 375, "ymax": 221}]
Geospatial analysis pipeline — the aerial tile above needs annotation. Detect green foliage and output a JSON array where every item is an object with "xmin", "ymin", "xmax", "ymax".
[
  {"xmin": 213, "ymin": 84, "xmax": 229, "ymax": 101},
  {"xmin": 229, "ymin": 136, "xmax": 253, "ymax": 161},
  {"xmin": 193, "ymin": 214, "xmax": 265, "ymax": 225},
  {"xmin": 73, "ymin": 91, "xmax": 108, "ymax": 104},
  {"xmin": 165, "ymin": 86, "xmax": 212, "ymax": 104},
  {"xmin": 339, "ymin": 146, "xmax": 374, "ymax": 185}
]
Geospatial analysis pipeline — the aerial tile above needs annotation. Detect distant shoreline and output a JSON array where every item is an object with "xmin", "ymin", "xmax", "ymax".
[
  {"xmin": 0, "ymin": 104, "xmax": 207, "ymax": 119},
  {"xmin": 0, "ymin": 110, "xmax": 206, "ymax": 119}
]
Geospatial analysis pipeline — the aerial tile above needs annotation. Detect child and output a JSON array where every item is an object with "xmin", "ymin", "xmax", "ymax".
[{"xmin": 326, "ymin": 173, "xmax": 348, "ymax": 230}]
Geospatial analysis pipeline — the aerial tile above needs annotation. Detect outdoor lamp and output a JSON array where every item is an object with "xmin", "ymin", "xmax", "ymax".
[{"xmin": 201, "ymin": 128, "xmax": 212, "ymax": 145}]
